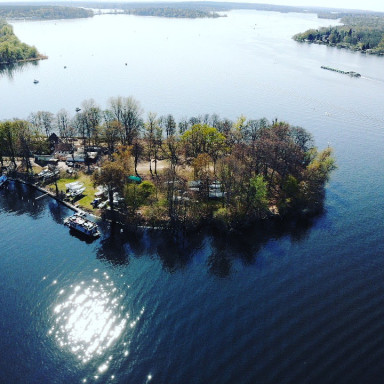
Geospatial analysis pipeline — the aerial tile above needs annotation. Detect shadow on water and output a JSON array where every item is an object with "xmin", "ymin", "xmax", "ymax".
[
  {"xmin": 98, "ymin": 214, "xmax": 319, "ymax": 277},
  {"xmin": 67, "ymin": 228, "xmax": 98, "ymax": 245},
  {"xmin": 48, "ymin": 199, "xmax": 67, "ymax": 225},
  {"xmin": 0, "ymin": 181, "xmax": 45, "ymax": 219},
  {"xmin": 96, "ymin": 222, "xmax": 134, "ymax": 266},
  {"xmin": 2, "ymin": 180, "xmax": 321, "ymax": 276},
  {"xmin": 0, "ymin": 60, "xmax": 39, "ymax": 79},
  {"xmin": 206, "ymin": 216, "xmax": 316, "ymax": 277}
]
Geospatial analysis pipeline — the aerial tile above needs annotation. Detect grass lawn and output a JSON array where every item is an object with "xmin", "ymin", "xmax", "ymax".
[{"xmin": 49, "ymin": 172, "xmax": 98, "ymax": 211}]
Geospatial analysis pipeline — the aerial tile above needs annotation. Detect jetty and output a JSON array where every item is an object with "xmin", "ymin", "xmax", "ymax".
[
  {"xmin": 8, "ymin": 177, "xmax": 82, "ymax": 213},
  {"xmin": 321, "ymin": 66, "xmax": 361, "ymax": 77}
]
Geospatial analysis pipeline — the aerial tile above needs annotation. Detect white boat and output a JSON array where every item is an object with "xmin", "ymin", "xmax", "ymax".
[
  {"xmin": 38, "ymin": 169, "xmax": 50, "ymax": 178},
  {"xmin": 98, "ymin": 200, "xmax": 108, "ymax": 209},
  {"xmin": 69, "ymin": 187, "xmax": 85, "ymax": 197},
  {"xmin": 65, "ymin": 181, "xmax": 83, "ymax": 190},
  {"xmin": 64, "ymin": 213, "xmax": 100, "ymax": 238}
]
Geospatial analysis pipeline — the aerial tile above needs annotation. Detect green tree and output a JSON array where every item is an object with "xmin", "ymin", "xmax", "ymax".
[
  {"xmin": 249, "ymin": 175, "xmax": 268, "ymax": 215},
  {"xmin": 182, "ymin": 124, "xmax": 226, "ymax": 167},
  {"xmin": 124, "ymin": 180, "xmax": 156, "ymax": 214},
  {"xmin": 302, "ymin": 148, "xmax": 336, "ymax": 210},
  {"xmin": 0, "ymin": 121, "xmax": 17, "ymax": 168}
]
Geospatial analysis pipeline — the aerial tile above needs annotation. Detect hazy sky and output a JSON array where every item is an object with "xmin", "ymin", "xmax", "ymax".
[{"xmin": 0, "ymin": 0, "xmax": 383, "ymax": 13}]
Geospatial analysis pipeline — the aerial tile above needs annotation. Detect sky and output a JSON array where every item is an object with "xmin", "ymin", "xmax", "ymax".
[{"xmin": 0, "ymin": 0, "xmax": 383, "ymax": 13}]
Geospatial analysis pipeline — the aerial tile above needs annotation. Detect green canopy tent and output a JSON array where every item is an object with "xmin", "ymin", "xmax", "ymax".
[{"xmin": 127, "ymin": 175, "xmax": 142, "ymax": 184}]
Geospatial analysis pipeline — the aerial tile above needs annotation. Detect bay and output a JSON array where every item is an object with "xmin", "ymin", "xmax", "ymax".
[{"xmin": 1, "ymin": 9, "xmax": 384, "ymax": 384}]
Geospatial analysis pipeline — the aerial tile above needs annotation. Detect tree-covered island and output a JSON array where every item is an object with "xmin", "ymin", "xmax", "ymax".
[
  {"xmin": 0, "ymin": 97, "xmax": 336, "ymax": 231},
  {"xmin": 0, "ymin": 5, "xmax": 93, "ymax": 20},
  {"xmin": 293, "ymin": 14, "xmax": 384, "ymax": 55},
  {"xmin": 0, "ymin": 19, "xmax": 46, "ymax": 64},
  {"xmin": 122, "ymin": 8, "xmax": 222, "ymax": 18}
]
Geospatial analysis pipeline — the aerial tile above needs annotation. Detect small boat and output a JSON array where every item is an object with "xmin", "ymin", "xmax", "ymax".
[
  {"xmin": 64, "ymin": 213, "xmax": 100, "ymax": 238},
  {"xmin": 0, "ymin": 175, "xmax": 8, "ymax": 187},
  {"xmin": 68, "ymin": 187, "xmax": 85, "ymax": 198},
  {"xmin": 75, "ymin": 107, "xmax": 81, "ymax": 112},
  {"xmin": 33, "ymin": 79, "xmax": 39, "ymax": 84},
  {"xmin": 65, "ymin": 181, "xmax": 83, "ymax": 190}
]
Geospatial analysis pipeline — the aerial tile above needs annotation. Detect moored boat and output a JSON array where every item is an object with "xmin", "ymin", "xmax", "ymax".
[
  {"xmin": 69, "ymin": 187, "xmax": 85, "ymax": 197},
  {"xmin": 64, "ymin": 213, "xmax": 100, "ymax": 238}
]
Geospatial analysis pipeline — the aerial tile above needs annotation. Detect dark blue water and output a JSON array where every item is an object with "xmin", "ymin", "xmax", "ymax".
[
  {"xmin": 2, "ymin": 9, "xmax": 384, "ymax": 384},
  {"xmin": 1, "ymin": 174, "xmax": 384, "ymax": 384}
]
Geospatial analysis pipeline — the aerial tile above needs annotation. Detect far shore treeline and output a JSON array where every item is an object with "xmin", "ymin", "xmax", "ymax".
[
  {"xmin": 0, "ymin": 98, "xmax": 336, "ymax": 230},
  {"xmin": 293, "ymin": 14, "xmax": 384, "ymax": 55},
  {"xmin": 0, "ymin": 5, "xmax": 93, "ymax": 20}
]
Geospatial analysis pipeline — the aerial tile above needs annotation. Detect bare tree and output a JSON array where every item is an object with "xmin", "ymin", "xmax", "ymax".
[
  {"xmin": 29, "ymin": 111, "xmax": 54, "ymax": 138},
  {"xmin": 110, "ymin": 96, "xmax": 143, "ymax": 145}
]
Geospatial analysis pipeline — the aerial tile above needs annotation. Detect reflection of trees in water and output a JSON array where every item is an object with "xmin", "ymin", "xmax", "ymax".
[
  {"xmin": 0, "ymin": 61, "xmax": 38, "ymax": 79},
  {"xmin": 0, "ymin": 181, "xmax": 45, "ymax": 219},
  {"xmin": 96, "ymin": 222, "xmax": 135, "ymax": 266},
  {"xmin": 98, "ymin": 214, "xmax": 319, "ymax": 277},
  {"xmin": 150, "ymin": 230, "xmax": 205, "ymax": 273},
  {"xmin": 207, "ymin": 250, "xmax": 232, "ymax": 278},
  {"xmin": 207, "ymin": 216, "xmax": 317, "ymax": 276},
  {"xmin": 1, "ymin": 181, "xmax": 321, "ymax": 276}
]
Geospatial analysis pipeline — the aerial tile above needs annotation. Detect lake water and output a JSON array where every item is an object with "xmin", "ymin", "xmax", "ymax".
[{"xmin": 1, "ymin": 10, "xmax": 384, "ymax": 384}]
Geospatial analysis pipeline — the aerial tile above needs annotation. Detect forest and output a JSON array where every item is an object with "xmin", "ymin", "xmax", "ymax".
[
  {"xmin": 293, "ymin": 14, "xmax": 384, "ymax": 54},
  {"xmin": 123, "ymin": 8, "xmax": 222, "ymax": 18},
  {"xmin": 0, "ymin": 98, "xmax": 336, "ymax": 230},
  {"xmin": 0, "ymin": 19, "xmax": 45, "ymax": 64},
  {"xmin": 0, "ymin": 6, "xmax": 93, "ymax": 20}
]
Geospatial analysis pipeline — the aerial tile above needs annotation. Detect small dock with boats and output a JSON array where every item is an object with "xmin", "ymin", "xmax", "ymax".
[
  {"xmin": 321, "ymin": 66, "xmax": 361, "ymax": 77},
  {"xmin": 64, "ymin": 212, "xmax": 100, "ymax": 238}
]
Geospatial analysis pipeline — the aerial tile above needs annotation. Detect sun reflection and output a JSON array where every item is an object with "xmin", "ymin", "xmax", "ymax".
[{"xmin": 50, "ymin": 274, "xmax": 142, "ymax": 366}]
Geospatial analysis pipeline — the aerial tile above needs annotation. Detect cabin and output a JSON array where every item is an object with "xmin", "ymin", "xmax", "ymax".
[
  {"xmin": 65, "ymin": 151, "xmax": 98, "ymax": 164},
  {"xmin": 48, "ymin": 133, "xmax": 60, "ymax": 153}
]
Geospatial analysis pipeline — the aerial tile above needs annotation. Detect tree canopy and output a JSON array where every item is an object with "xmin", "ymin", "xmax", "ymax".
[
  {"xmin": 0, "ymin": 19, "xmax": 44, "ymax": 64},
  {"xmin": 0, "ymin": 6, "xmax": 93, "ymax": 20},
  {"xmin": 0, "ymin": 99, "xmax": 336, "ymax": 230},
  {"xmin": 293, "ymin": 14, "xmax": 384, "ymax": 55}
]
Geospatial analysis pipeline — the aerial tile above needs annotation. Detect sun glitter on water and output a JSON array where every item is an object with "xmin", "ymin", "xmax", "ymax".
[{"xmin": 49, "ymin": 273, "xmax": 143, "ymax": 371}]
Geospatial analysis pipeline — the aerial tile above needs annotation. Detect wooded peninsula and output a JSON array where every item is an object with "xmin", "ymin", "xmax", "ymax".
[
  {"xmin": 293, "ymin": 14, "xmax": 384, "ymax": 55},
  {"xmin": 0, "ymin": 19, "xmax": 46, "ymax": 64},
  {"xmin": 0, "ymin": 98, "xmax": 336, "ymax": 230}
]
